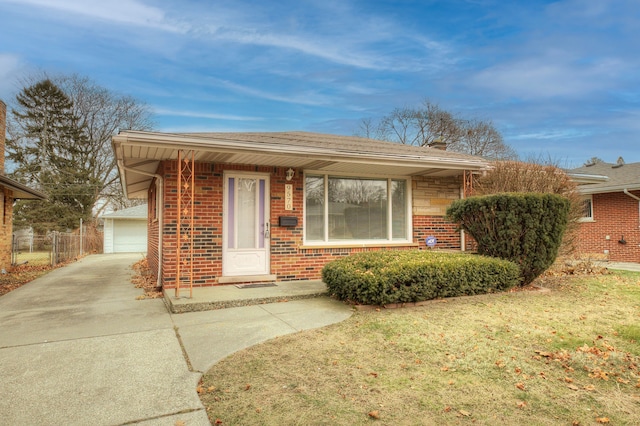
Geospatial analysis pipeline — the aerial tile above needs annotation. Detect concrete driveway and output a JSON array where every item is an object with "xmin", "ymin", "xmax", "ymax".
[{"xmin": 0, "ymin": 254, "xmax": 352, "ymax": 425}]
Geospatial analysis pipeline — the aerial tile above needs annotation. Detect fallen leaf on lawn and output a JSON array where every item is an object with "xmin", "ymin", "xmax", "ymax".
[
  {"xmin": 244, "ymin": 384, "xmax": 251, "ymax": 391},
  {"xmin": 369, "ymin": 372, "xmax": 379, "ymax": 378},
  {"xmin": 535, "ymin": 350, "xmax": 552, "ymax": 357},
  {"xmin": 617, "ymin": 378, "xmax": 630, "ymax": 384},
  {"xmin": 459, "ymin": 409, "xmax": 471, "ymax": 417},
  {"xmin": 368, "ymin": 410, "xmax": 380, "ymax": 419},
  {"xmin": 441, "ymin": 366, "xmax": 449, "ymax": 372},
  {"xmin": 595, "ymin": 417, "xmax": 610, "ymax": 424},
  {"xmin": 564, "ymin": 377, "xmax": 574, "ymax": 383},
  {"xmin": 584, "ymin": 385, "xmax": 596, "ymax": 391},
  {"xmin": 516, "ymin": 382, "xmax": 526, "ymax": 391},
  {"xmin": 208, "ymin": 386, "xmax": 216, "ymax": 392},
  {"xmin": 196, "ymin": 385, "xmax": 205, "ymax": 394},
  {"xmin": 175, "ymin": 421, "xmax": 186, "ymax": 426},
  {"xmin": 444, "ymin": 406, "xmax": 452, "ymax": 413},
  {"xmin": 516, "ymin": 401, "xmax": 527, "ymax": 409},
  {"xmin": 567, "ymin": 384, "xmax": 580, "ymax": 391},
  {"xmin": 214, "ymin": 420, "xmax": 223, "ymax": 425}
]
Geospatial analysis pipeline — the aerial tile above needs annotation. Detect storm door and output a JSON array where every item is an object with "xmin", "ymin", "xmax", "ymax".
[{"xmin": 222, "ymin": 173, "xmax": 270, "ymax": 276}]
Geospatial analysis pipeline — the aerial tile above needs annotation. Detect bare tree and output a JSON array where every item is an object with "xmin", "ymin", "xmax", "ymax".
[
  {"xmin": 8, "ymin": 73, "xmax": 155, "ymax": 219},
  {"xmin": 454, "ymin": 119, "xmax": 518, "ymax": 159},
  {"xmin": 356, "ymin": 99, "xmax": 517, "ymax": 160}
]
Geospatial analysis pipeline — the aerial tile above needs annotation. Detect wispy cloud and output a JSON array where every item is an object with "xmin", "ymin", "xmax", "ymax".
[
  {"xmin": 154, "ymin": 107, "xmax": 263, "ymax": 122},
  {"xmin": 208, "ymin": 78, "xmax": 336, "ymax": 107},
  {"xmin": 1, "ymin": 0, "xmax": 185, "ymax": 32}
]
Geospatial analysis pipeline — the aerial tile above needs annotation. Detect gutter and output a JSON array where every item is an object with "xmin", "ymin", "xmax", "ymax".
[
  {"xmin": 624, "ymin": 188, "xmax": 640, "ymax": 228},
  {"xmin": 117, "ymin": 160, "xmax": 164, "ymax": 289}
]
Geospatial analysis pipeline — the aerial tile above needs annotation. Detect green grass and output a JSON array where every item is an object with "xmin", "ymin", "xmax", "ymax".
[{"xmin": 200, "ymin": 272, "xmax": 640, "ymax": 425}]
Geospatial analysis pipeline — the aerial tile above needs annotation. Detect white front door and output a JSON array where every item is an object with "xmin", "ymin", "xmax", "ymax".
[{"xmin": 223, "ymin": 173, "xmax": 270, "ymax": 276}]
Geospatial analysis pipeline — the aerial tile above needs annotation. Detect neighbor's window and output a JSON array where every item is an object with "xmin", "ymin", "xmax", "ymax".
[
  {"xmin": 579, "ymin": 195, "xmax": 594, "ymax": 221},
  {"xmin": 305, "ymin": 174, "xmax": 409, "ymax": 243}
]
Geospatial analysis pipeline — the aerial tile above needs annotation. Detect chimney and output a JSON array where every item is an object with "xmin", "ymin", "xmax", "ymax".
[
  {"xmin": 429, "ymin": 137, "xmax": 447, "ymax": 151},
  {"xmin": 0, "ymin": 100, "xmax": 5, "ymax": 174}
]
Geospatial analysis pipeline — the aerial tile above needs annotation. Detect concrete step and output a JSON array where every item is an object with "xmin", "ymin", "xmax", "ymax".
[{"xmin": 163, "ymin": 280, "xmax": 328, "ymax": 313}]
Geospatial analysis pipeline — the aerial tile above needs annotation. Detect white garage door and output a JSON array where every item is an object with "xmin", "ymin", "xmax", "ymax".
[{"xmin": 113, "ymin": 220, "xmax": 147, "ymax": 253}]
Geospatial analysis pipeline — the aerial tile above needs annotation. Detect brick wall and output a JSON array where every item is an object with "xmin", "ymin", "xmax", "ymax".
[
  {"xmin": 412, "ymin": 175, "xmax": 460, "ymax": 216},
  {"xmin": 148, "ymin": 161, "xmax": 465, "ymax": 288},
  {"xmin": 0, "ymin": 188, "xmax": 13, "ymax": 271},
  {"xmin": 577, "ymin": 191, "xmax": 640, "ymax": 262}
]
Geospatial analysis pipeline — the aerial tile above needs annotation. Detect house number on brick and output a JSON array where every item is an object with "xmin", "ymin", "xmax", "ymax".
[{"xmin": 285, "ymin": 184, "xmax": 293, "ymax": 210}]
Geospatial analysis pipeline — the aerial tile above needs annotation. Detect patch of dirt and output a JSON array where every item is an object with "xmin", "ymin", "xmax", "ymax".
[{"xmin": 131, "ymin": 257, "xmax": 163, "ymax": 299}]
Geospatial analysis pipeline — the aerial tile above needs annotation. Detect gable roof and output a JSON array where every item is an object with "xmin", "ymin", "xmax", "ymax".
[
  {"xmin": 101, "ymin": 204, "xmax": 147, "ymax": 219},
  {"xmin": 569, "ymin": 161, "xmax": 640, "ymax": 194},
  {"xmin": 113, "ymin": 130, "xmax": 490, "ymax": 199}
]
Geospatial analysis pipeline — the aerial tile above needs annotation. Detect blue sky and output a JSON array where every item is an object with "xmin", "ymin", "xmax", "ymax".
[{"xmin": 1, "ymin": 0, "xmax": 638, "ymax": 166}]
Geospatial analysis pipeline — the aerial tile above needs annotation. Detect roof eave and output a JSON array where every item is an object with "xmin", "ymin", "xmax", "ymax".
[
  {"xmin": 0, "ymin": 176, "xmax": 47, "ymax": 200},
  {"xmin": 578, "ymin": 184, "xmax": 640, "ymax": 195}
]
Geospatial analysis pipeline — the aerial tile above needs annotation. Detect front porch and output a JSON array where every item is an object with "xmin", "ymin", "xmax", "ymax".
[{"xmin": 164, "ymin": 279, "xmax": 328, "ymax": 313}]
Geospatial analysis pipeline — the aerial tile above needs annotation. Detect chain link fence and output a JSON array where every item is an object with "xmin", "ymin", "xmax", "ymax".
[{"xmin": 12, "ymin": 228, "xmax": 103, "ymax": 267}]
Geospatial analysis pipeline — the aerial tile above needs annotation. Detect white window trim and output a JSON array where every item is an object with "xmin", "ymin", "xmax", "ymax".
[
  {"xmin": 578, "ymin": 194, "xmax": 594, "ymax": 222},
  {"xmin": 303, "ymin": 171, "xmax": 413, "ymax": 246}
]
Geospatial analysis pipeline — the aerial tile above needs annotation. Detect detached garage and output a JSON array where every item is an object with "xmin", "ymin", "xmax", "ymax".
[{"xmin": 102, "ymin": 204, "xmax": 147, "ymax": 254}]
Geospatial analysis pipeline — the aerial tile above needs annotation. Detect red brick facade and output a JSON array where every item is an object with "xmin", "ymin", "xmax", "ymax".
[
  {"xmin": 577, "ymin": 191, "xmax": 640, "ymax": 262},
  {"xmin": 148, "ymin": 160, "xmax": 464, "ymax": 288},
  {"xmin": 0, "ymin": 188, "xmax": 14, "ymax": 271}
]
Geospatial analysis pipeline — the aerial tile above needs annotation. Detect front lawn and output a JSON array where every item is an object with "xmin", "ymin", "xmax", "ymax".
[{"xmin": 200, "ymin": 271, "xmax": 640, "ymax": 425}]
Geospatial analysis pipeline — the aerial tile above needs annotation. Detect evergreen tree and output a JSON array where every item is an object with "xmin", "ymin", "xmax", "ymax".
[{"xmin": 8, "ymin": 79, "xmax": 96, "ymax": 232}]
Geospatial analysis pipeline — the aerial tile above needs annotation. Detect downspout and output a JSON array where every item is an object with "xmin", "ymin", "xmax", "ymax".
[
  {"xmin": 459, "ymin": 182, "xmax": 466, "ymax": 252},
  {"xmin": 623, "ymin": 188, "xmax": 640, "ymax": 228},
  {"xmin": 118, "ymin": 160, "xmax": 164, "ymax": 289}
]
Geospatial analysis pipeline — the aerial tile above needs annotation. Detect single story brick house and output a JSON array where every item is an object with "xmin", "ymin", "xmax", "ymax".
[
  {"xmin": 112, "ymin": 131, "xmax": 489, "ymax": 292},
  {"xmin": 569, "ymin": 158, "xmax": 640, "ymax": 262},
  {"xmin": 0, "ymin": 100, "xmax": 46, "ymax": 271}
]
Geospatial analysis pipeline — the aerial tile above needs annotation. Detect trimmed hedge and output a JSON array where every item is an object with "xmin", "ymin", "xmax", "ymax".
[
  {"xmin": 321, "ymin": 250, "xmax": 520, "ymax": 306},
  {"xmin": 446, "ymin": 192, "xmax": 570, "ymax": 285}
]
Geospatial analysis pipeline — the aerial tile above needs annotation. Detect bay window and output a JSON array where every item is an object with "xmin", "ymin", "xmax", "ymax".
[{"xmin": 305, "ymin": 174, "xmax": 410, "ymax": 243}]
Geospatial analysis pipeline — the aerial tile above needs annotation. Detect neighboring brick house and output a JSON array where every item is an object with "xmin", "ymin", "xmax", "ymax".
[
  {"xmin": 0, "ymin": 100, "xmax": 46, "ymax": 271},
  {"xmin": 569, "ymin": 159, "xmax": 640, "ymax": 262},
  {"xmin": 112, "ymin": 131, "xmax": 488, "ymax": 291}
]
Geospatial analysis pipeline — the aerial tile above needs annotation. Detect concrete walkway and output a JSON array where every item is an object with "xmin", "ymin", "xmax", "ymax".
[
  {"xmin": 0, "ymin": 254, "xmax": 353, "ymax": 425},
  {"xmin": 599, "ymin": 261, "xmax": 640, "ymax": 272}
]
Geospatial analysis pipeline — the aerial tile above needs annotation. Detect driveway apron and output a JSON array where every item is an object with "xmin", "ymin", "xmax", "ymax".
[{"xmin": 0, "ymin": 254, "xmax": 208, "ymax": 425}]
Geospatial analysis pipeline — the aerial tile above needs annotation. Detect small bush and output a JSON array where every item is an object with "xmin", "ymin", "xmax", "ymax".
[
  {"xmin": 321, "ymin": 250, "xmax": 520, "ymax": 306},
  {"xmin": 446, "ymin": 193, "xmax": 570, "ymax": 285}
]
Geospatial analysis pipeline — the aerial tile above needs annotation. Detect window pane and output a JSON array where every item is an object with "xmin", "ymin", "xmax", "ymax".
[
  {"xmin": 305, "ymin": 175, "xmax": 325, "ymax": 241},
  {"xmin": 328, "ymin": 178, "xmax": 387, "ymax": 240},
  {"xmin": 582, "ymin": 198, "xmax": 593, "ymax": 218},
  {"xmin": 227, "ymin": 178, "xmax": 235, "ymax": 248},
  {"xmin": 392, "ymin": 180, "xmax": 406, "ymax": 239},
  {"xmin": 237, "ymin": 178, "xmax": 256, "ymax": 248}
]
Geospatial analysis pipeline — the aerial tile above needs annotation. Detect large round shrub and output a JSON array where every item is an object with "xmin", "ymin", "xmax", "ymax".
[
  {"xmin": 446, "ymin": 192, "xmax": 570, "ymax": 285},
  {"xmin": 322, "ymin": 250, "xmax": 520, "ymax": 306}
]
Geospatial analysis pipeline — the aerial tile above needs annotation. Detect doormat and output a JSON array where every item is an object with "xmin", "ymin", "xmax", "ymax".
[{"xmin": 235, "ymin": 283, "xmax": 278, "ymax": 289}]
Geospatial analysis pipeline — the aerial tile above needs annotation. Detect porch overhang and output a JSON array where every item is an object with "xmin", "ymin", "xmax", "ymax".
[{"xmin": 113, "ymin": 130, "xmax": 490, "ymax": 199}]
